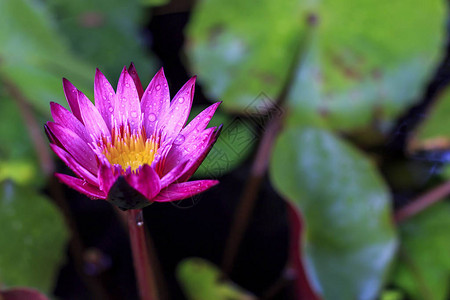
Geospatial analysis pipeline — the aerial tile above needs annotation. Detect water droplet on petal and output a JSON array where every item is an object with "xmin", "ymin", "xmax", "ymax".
[
  {"xmin": 173, "ymin": 134, "xmax": 185, "ymax": 145},
  {"xmin": 178, "ymin": 97, "xmax": 184, "ymax": 103},
  {"xmin": 122, "ymin": 97, "xmax": 127, "ymax": 102},
  {"xmin": 108, "ymin": 107, "xmax": 114, "ymax": 112},
  {"xmin": 131, "ymin": 111, "xmax": 138, "ymax": 118},
  {"xmin": 136, "ymin": 211, "xmax": 144, "ymax": 226},
  {"xmin": 148, "ymin": 113, "xmax": 156, "ymax": 122},
  {"xmin": 155, "ymin": 84, "xmax": 161, "ymax": 91}
]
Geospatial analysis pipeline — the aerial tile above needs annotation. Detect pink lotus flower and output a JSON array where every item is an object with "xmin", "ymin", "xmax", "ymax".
[{"xmin": 45, "ymin": 64, "xmax": 221, "ymax": 210}]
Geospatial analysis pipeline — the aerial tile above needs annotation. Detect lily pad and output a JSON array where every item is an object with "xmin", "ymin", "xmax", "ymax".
[
  {"xmin": 0, "ymin": 0, "xmax": 93, "ymax": 115},
  {"xmin": 391, "ymin": 202, "xmax": 450, "ymax": 300},
  {"xmin": 190, "ymin": 106, "xmax": 257, "ymax": 178},
  {"xmin": 409, "ymin": 85, "xmax": 450, "ymax": 151},
  {"xmin": 187, "ymin": 0, "xmax": 445, "ymax": 130},
  {"xmin": 177, "ymin": 258, "xmax": 256, "ymax": 300},
  {"xmin": 186, "ymin": 0, "xmax": 305, "ymax": 112},
  {"xmin": 0, "ymin": 180, "xmax": 68, "ymax": 293},
  {"xmin": 0, "ymin": 96, "xmax": 40, "ymax": 186},
  {"xmin": 270, "ymin": 126, "xmax": 398, "ymax": 300},
  {"xmin": 47, "ymin": 0, "xmax": 157, "ymax": 84}
]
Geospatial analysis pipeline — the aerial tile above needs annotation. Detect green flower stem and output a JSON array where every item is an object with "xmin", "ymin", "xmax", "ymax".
[{"xmin": 128, "ymin": 209, "xmax": 158, "ymax": 300}]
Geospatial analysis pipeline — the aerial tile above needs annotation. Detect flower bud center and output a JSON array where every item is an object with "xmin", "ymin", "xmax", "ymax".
[{"xmin": 102, "ymin": 128, "xmax": 159, "ymax": 172}]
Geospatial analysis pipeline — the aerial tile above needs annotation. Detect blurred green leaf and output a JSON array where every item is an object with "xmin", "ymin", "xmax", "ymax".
[
  {"xmin": 410, "ymin": 85, "xmax": 450, "ymax": 151},
  {"xmin": 270, "ymin": 127, "xmax": 397, "ymax": 300},
  {"xmin": 391, "ymin": 202, "xmax": 450, "ymax": 300},
  {"xmin": 0, "ymin": 96, "xmax": 40, "ymax": 186},
  {"xmin": 190, "ymin": 106, "xmax": 257, "ymax": 178},
  {"xmin": 186, "ymin": 0, "xmax": 305, "ymax": 112},
  {"xmin": 0, "ymin": 0, "xmax": 93, "ymax": 114},
  {"xmin": 380, "ymin": 289, "xmax": 404, "ymax": 300},
  {"xmin": 139, "ymin": 0, "xmax": 170, "ymax": 6},
  {"xmin": 47, "ymin": 0, "xmax": 157, "ymax": 84},
  {"xmin": 187, "ymin": 0, "xmax": 445, "ymax": 130},
  {"xmin": 0, "ymin": 180, "xmax": 68, "ymax": 293},
  {"xmin": 287, "ymin": 0, "xmax": 445, "ymax": 130},
  {"xmin": 177, "ymin": 258, "xmax": 256, "ymax": 300}
]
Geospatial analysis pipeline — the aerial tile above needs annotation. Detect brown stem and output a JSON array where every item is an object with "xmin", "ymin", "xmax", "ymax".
[
  {"xmin": 127, "ymin": 209, "xmax": 158, "ymax": 300},
  {"xmin": 221, "ymin": 117, "xmax": 282, "ymax": 276},
  {"xmin": 221, "ymin": 15, "xmax": 315, "ymax": 277},
  {"xmin": 394, "ymin": 179, "xmax": 450, "ymax": 223},
  {"xmin": 1, "ymin": 77, "xmax": 54, "ymax": 176}
]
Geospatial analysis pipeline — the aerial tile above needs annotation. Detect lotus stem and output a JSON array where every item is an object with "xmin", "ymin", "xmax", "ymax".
[{"xmin": 127, "ymin": 209, "xmax": 158, "ymax": 300}]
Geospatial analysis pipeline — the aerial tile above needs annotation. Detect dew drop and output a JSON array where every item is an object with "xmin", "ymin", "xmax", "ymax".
[
  {"xmin": 173, "ymin": 134, "xmax": 185, "ymax": 145},
  {"xmin": 122, "ymin": 97, "xmax": 127, "ymax": 102},
  {"xmin": 131, "ymin": 111, "xmax": 138, "ymax": 118},
  {"xmin": 108, "ymin": 107, "xmax": 114, "ymax": 112},
  {"xmin": 148, "ymin": 113, "xmax": 156, "ymax": 122},
  {"xmin": 155, "ymin": 84, "xmax": 161, "ymax": 91},
  {"xmin": 178, "ymin": 97, "xmax": 185, "ymax": 103},
  {"xmin": 136, "ymin": 211, "xmax": 144, "ymax": 226}
]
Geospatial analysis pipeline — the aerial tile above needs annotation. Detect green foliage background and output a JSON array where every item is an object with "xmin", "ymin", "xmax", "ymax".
[{"xmin": 0, "ymin": 0, "xmax": 449, "ymax": 299}]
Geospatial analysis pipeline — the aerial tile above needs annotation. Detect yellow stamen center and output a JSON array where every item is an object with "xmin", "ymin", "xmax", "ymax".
[{"xmin": 102, "ymin": 129, "xmax": 159, "ymax": 172}]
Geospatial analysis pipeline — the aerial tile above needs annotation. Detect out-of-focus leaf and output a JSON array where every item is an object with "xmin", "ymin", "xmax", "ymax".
[
  {"xmin": 186, "ymin": 0, "xmax": 305, "ymax": 112},
  {"xmin": 270, "ymin": 127, "xmax": 397, "ymax": 300},
  {"xmin": 0, "ymin": 0, "xmax": 93, "ymax": 114},
  {"xmin": 409, "ymin": 86, "xmax": 450, "ymax": 151},
  {"xmin": 287, "ymin": 0, "xmax": 445, "ymax": 130},
  {"xmin": 177, "ymin": 258, "xmax": 256, "ymax": 300},
  {"xmin": 0, "ymin": 96, "xmax": 40, "ymax": 186},
  {"xmin": 391, "ymin": 202, "xmax": 450, "ymax": 300},
  {"xmin": 47, "ymin": 0, "xmax": 157, "ymax": 84},
  {"xmin": 0, "ymin": 180, "xmax": 68, "ymax": 293},
  {"xmin": 1, "ymin": 287, "xmax": 49, "ymax": 300},
  {"xmin": 380, "ymin": 289, "xmax": 404, "ymax": 300},
  {"xmin": 139, "ymin": 0, "xmax": 170, "ymax": 6},
  {"xmin": 187, "ymin": 0, "xmax": 445, "ymax": 130},
  {"xmin": 190, "ymin": 106, "xmax": 257, "ymax": 178}
]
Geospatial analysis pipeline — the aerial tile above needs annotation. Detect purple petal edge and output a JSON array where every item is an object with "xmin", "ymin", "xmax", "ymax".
[
  {"xmin": 55, "ymin": 173, "xmax": 106, "ymax": 199},
  {"xmin": 62, "ymin": 78, "xmax": 82, "ymax": 123},
  {"xmin": 128, "ymin": 63, "xmax": 144, "ymax": 99},
  {"xmin": 152, "ymin": 180, "xmax": 219, "ymax": 202},
  {"xmin": 50, "ymin": 144, "xmax": 98, "ymax": 185}
]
